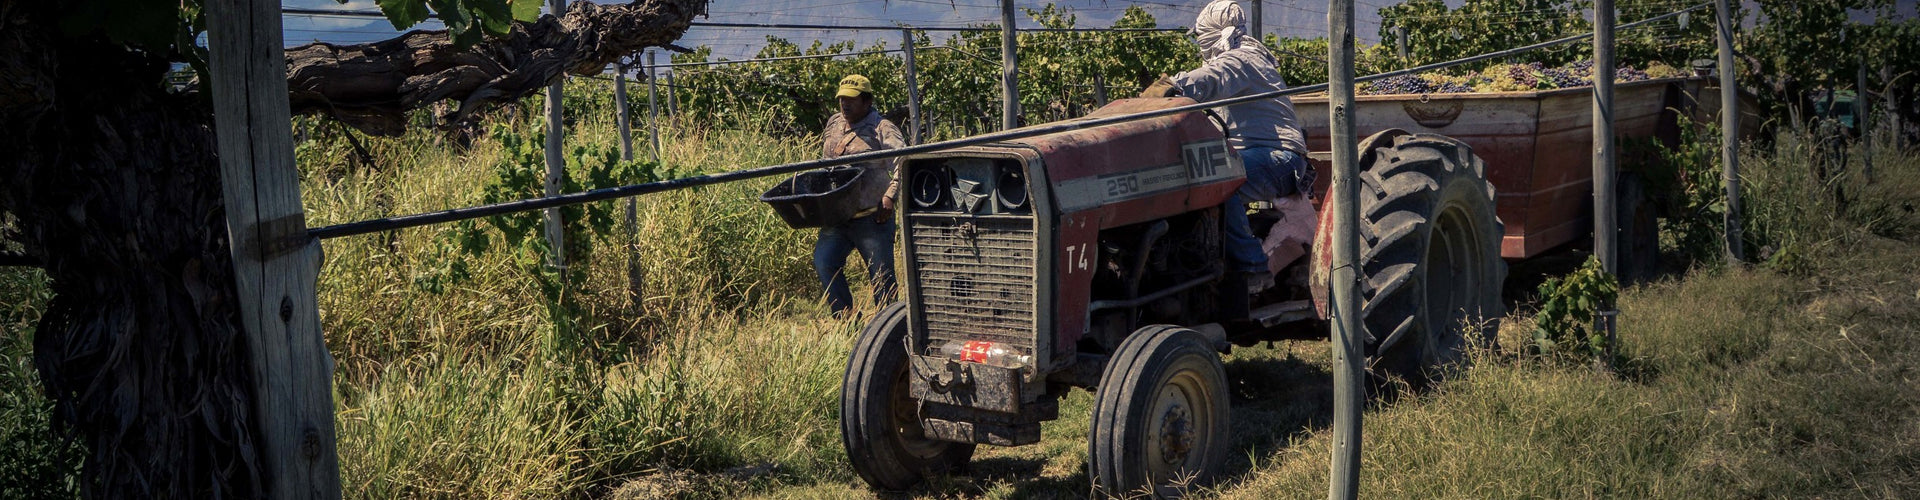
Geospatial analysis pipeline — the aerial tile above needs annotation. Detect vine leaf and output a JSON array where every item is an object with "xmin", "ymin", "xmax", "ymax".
[{"xmin": 376, "ymin": 0, "xmax": 432, "ymax": 30}]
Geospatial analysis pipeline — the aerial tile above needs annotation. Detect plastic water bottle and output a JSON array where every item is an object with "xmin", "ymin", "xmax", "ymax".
[{"xmin": 936, "ymin": 340, "xmax": 1032, "ymax": 369}]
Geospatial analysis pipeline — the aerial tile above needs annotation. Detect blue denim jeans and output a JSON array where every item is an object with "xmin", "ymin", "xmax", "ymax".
[
  {"xmin": 814, "ymin": 215, "xmax": 898, "ymax": 315},
  {"xmin": 1225, "ymin": 147, "xmax": 1313, "ymax": 273}
]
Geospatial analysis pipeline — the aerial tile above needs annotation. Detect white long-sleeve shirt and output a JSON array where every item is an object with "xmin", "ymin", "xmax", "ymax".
[{"xmin": 1169, "ymin": 45, "xmax": 1307, "ymax": 154}]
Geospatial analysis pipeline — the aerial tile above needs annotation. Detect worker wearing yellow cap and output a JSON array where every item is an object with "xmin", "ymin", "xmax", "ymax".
[{"xmin": 815, "ymin": 74, "xmax": 907, "ymax": 317}]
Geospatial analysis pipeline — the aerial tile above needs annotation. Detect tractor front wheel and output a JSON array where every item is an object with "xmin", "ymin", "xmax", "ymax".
[
  {"xmin": 841, "ymin": 302, "xmax": 974, "ymax": 492},
  {"xmin": 1088, "ymin": 325, "xmax": 1230, "ymax": 499}
]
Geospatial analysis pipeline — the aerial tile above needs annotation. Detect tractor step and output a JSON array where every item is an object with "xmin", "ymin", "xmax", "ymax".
[{"xmin": 1252, "ymin": 300, "xmax": 1317, "ymax": 328}]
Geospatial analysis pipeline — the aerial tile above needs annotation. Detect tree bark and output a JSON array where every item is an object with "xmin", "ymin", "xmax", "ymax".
[
  {"xmin": 1, "ymin": 12, "xmax": 263, "ymax": 497},
  {"xmin": 286, "ymin": 0, "xmax": 708, "ymax": 136},
  {"xmin": 0, "ymin": 0, "xmax": 707, "ymax": 496}
]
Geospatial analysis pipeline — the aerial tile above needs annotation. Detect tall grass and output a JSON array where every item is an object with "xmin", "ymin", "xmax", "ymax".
[
  {"xmin": 292, "ymin": 81, "xmax": 895, "ymax": 498},
  {"xmin": 1741, "ymin": 126, "xmax": 1920, "ymax": 272},
  {"xmin": 338, "ymin": 355, "xmax": 587, "ymax": 498}
]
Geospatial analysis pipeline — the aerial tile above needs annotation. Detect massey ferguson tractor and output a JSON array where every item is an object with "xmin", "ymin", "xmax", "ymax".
[{"xmin": 837, "ymin": 95, "xmax": 1510, "ymax": 498}]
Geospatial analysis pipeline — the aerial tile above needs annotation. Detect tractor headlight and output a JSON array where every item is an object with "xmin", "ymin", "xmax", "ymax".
[
  {"xmin": 910, "ymin": 166, "xmax": 951, "ymax": 209},
  {"xmin": 995, "ymin": 166, "xmax": 1029, "ymax": 211}
]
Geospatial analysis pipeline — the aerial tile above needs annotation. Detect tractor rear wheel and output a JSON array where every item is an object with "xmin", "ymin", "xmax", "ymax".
[
  {"xmin": 841, "ymin": 302, "xmax": 974, "ymax": 492},
  {"xmin": 1355, "ymin": 131, "xmax": 1508, "ymax": 388},
  {"xmin": 1088, "ymin": 325, "xmax": 1229, "ymax": 499}
]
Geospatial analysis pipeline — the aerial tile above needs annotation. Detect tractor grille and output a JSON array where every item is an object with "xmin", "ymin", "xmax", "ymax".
[{"xmin": 907, "ymin": 214, "xmax": 1038, "ymax": 354}]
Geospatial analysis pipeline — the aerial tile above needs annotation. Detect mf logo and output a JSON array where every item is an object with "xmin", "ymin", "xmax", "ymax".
[{"xmin": 1182, "ymin": 142, "xmax": 1230, "ymax": 181}]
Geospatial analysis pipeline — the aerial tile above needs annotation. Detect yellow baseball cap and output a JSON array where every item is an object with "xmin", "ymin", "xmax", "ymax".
[{"xmin": 836, "ymin": 74, "xmax": 874, "ymax": 98}]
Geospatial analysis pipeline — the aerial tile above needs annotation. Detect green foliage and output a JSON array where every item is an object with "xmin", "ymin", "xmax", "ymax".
[
  {"xmin": 1010, "ymin": 5, "xmax": 1198, "ymax": 126},
  {"xmin": 1531, "ymin": 256, "xmax": 1620, "ymax": 358},
  {"xmin": 430, "ymin": 121, "xmax": 673, "ymax": 356},
  {"xmin": 1374, "ymin": 0, "xmax": 1725, "ymax": 75},
  {"xmin": 1377, "ymin": 0, "xmax": 1590, "ymax": 73},
  {"xmin": 0, "ymin": 269, "xmax": 80, "ymax": 499},
  {"xmin": 1651, "ymin": 114, "xmax": 1730, "ymax": 265},
  {"xmin": 376, "ymin": 0, "xmax": 542, "ymax": 46},
  {"xmin": 669, "ymin": 5, "xmax": 1195, "ymax": 139},
  {"xmin": 1743, "ymin": 1, "xmax": 1879, "ymax": 119}
]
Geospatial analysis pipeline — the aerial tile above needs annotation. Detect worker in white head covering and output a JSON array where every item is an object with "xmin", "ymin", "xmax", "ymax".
[
  {"xmin": 1190, "ymin": 0, "xmax": 1257, "ymax": 59},
  {"xmin": 1140, "ymin": 0, "xmax": 1314, "ymax": 301}
]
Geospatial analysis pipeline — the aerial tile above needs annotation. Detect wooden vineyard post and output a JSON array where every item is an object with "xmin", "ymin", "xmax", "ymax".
[
  {"xmin": 666, "ymin": 69, "xmax": 679, "ymax": 117},
  {"xmin": 204, "ymin": 0, "xmax": 341, "ymax": 496},
  {"xmin": 1594, "ymin": 0, "xmax": 1617, "ymax": 275},
  {"xmin": 615, "ymin": 63, "xmax": 635, "ymax": 161},
  {"xmin": 1859, "ymin": 53, "xmax": 1872, "ymax": 183},
  {"xmin": 1093, "ymin": 71, "xmax": 1109, "ymax": 107},
  {"xmin": 902, "ymin": 28, "xmax": 923, "ymax": 145},
  {"xmin": 648, "ymin": 50, "xmax": 662, "ymax": 161},
  {"xmin": 1000, "ymin": 0, "xmax": 1019, "ymax": 130},
  {"xmin": 1393, "ymin": 26, "xmax": 1409, "ymax": 65},
  {"xmin": 1597, "ymin": 0, "xmax": 1625, "ymax": 350},
  {"xmin": 1326, "ymin": 0, "xmax": 1363, "ymax": 498},
  {"xmin": 1249, "ymin": 0, "xmax": 1262, "ymax": 41},
  {"xmin": 1715, "ymin": 0, "xmax": 1742, "ymax": 261},
  {"xmin": 614, "ymin": 62, "xmax": 643, "ymax": 311},
  {"xmin": 543, "ymin": 0, "xmax": 569, "ymax": 269}
]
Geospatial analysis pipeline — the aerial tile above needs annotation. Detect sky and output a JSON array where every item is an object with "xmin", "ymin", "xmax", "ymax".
[{"xmin": 278, "ymin": 0, "xmax": 1919, "ymax": 63}]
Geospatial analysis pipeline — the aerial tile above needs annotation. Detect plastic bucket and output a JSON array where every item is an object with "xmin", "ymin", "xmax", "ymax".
[{"xmin": 759, "ymin": 167, "xmax": 883, "ymax": 228}]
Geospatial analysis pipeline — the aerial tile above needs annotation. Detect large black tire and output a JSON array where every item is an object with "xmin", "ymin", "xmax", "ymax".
[
  {"xmin": 1088, "ymin": 325, "xmax": 1230, "ymax": 499},
  {"xmin": 1356, "ymin": 131, "xmax": 1508, "ymax": 387},
  {"xmin": 841, "ymin": 302, "xmax": 974, "ymax": 492},
  {"xmin": 1615, "ymin": 173, "xmax": 1660, "ymax": 285}
]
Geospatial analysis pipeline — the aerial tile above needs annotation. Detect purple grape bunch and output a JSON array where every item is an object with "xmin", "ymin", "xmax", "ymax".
[
  {"xmin": 1565, "ymin": 59, "xmax": 1596, "ymax": 77},
  {"xmin": 1432, "ymin": 80, "xmax": 1473, "ymax": 93},
  {"xmin": 1365, "ymin": 74, "xmax": 1435, "ymax": 95},
  {"xmin": 1533, "ymin": 60, "xmax": 1655, "ymax": 88},
  {"xmin": 1505, "ymin": 62, "xmax": 1544, "ymax": 89},
  {"xmin": 1541, "ymin": 68, "xmax": 1584, "ymax": 88},
  {"xmin": 1615, "ymin": 65, "xmax": 1651, "ymax": 82}
]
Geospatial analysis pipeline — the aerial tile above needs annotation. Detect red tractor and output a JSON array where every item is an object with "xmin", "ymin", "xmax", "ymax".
[{"xmin": 839, "ymin": 97, "xmax": 1507, "ymax": 497}]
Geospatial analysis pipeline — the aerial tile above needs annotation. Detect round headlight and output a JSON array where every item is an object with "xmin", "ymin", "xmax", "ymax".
[
  {"xmin": 995, "ymin": 168, "xmax": 1029, "ymax": 211},
  {"xmin": 910, "ymin": 167, "xmax": 951, "ymax": 208}
]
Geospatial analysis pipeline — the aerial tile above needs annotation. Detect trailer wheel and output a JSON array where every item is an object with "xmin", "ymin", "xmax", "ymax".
[
  {"xmin": 1088, "ymin": 325, "xmax": 1229, "ymax": 499},
  {"xmin": 1356, "ymin": 131, "xmax": 1508, "ymax": 387},
  {"xmin": 841, "ymin": 302, "xmax": 974, "ymax": 492}
]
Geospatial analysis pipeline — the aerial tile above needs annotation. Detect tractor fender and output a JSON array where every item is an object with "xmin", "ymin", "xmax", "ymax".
[{"xmin": 1309, "ymin": 129, "xmax": 1413, "ymax": 319}]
